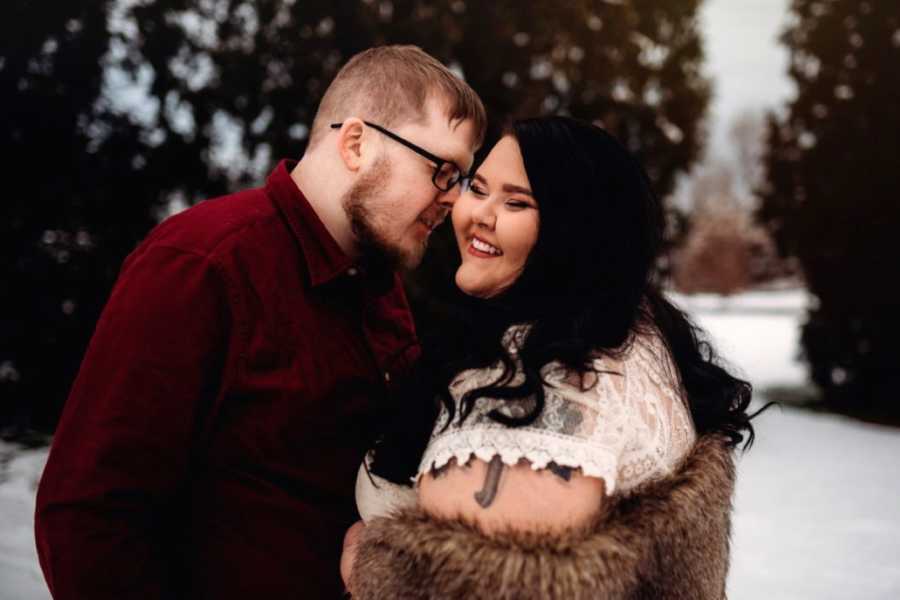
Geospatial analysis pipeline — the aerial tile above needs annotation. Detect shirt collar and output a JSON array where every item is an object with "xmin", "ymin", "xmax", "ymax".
[{"xmin": 265, "ymin": 159, "xmax": 354, "ymax": 287}]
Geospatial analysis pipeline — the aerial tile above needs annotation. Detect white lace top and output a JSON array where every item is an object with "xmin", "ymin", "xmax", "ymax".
[{"xmin": 355, "ymin": 325, "xmax": 696, "ymax": 521}]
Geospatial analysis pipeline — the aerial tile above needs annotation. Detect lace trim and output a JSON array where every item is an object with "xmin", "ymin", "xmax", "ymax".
[{"xmin": 417, "ymin": 425, "xmax": 620, "ymax": 495}]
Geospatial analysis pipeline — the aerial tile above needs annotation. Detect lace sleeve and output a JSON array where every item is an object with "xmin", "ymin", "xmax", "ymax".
[
  {"xmin": 632, "ymin": 334, "xmax": 695, "ymax": 449},
  {"xmin": 417, "ymin": 347, "xmax": 633, "ymax": 496},
  {"xmin": 614, "ymin": 333, "xmax": 696, "ymax": 490},
  {"xmin": 416, "ymin": 327, "xmax": 696, "ymax": 496}
]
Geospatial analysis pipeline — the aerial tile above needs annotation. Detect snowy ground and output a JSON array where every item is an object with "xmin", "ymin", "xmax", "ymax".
[
  {"xmin": 1, "ymin": 289, "xmax": 898, "ymax": 599},
  {"xmin": 0, "ymin": 442, "xmax": 50, "ymax": 600},
  {"xmin": 674, "ymin": 290, "xmax": 900, "ymax": 600}
]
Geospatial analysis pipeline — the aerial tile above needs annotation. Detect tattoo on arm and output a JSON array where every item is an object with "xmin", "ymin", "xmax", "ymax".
[
  {"xmin": 547, "ymin": 461, "xmax": 573, "ymax": 482},
  {"xmin": 431, "ymin": 462, "xmax": 452, "ymax": 479},
  {"xmin": 473, "ymin": 455, "xmax": 505, "ymax": 508}
]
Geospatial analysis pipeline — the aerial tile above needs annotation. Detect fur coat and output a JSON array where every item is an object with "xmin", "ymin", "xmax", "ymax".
[{"xmin": 349, "ymin": 434, "xmax": 735, "ymax": 600}]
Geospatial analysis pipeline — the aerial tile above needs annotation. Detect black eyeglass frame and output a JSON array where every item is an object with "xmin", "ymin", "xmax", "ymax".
[{"xmin": 330, "ymin": 121, "xmax": 467, "ymax": 192}]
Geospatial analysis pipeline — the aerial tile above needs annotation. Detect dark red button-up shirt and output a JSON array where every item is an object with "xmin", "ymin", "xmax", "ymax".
[{"xmin": 35, "ymin": 160, "xmax": 419, "ymax": 599}]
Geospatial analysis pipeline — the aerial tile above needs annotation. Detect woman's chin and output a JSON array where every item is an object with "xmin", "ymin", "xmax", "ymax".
[
  {"xmin": 455, "ymin": 270, "xmax": 490, "ymax": 299},
  {"xmin": 456, "ymin": 283, "xmax": 487, "ymax": 298}
]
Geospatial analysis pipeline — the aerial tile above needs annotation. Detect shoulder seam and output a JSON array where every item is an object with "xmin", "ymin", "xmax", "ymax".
[
  {"xmin": 150, "ymin": 210, "xmax": 281, "ymax": 262},
  {"xmin": 138, "ymin": 239, "xmax": 249, "ymax": 360}
]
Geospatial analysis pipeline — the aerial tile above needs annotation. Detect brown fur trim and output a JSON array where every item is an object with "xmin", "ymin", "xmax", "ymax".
[{"xmin": 350, "ymin": 435, "xmax": 735, "ymax": 600}]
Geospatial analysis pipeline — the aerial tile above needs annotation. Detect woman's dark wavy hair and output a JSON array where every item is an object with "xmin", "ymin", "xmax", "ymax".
[{"xmin": 370, "ymin": 116, "xmax": 766, "ymax": 485}]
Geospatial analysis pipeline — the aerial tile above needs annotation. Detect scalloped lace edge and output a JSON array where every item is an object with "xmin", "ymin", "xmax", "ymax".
[{"xmin": 415, "ymin": 428, "xmax": 620, "ymax": 495}]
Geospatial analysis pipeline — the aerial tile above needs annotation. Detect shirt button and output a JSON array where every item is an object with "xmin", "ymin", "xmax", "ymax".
[{"xmin": 347, "ymin": 267, "xmax": 358, "ymax": 277}]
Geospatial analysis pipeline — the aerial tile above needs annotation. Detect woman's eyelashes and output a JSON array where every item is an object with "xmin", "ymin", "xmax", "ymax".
[
  {"xmin": 505, "ymin": 199, "xmax": 532, "ymax": 210},
  {"xmin": 469, "ymin": 181, "xmax": 488, "ymax": 197},
  {"xmin": 468, "ymin": 180, "xmax": 532, "ymax": 210}
]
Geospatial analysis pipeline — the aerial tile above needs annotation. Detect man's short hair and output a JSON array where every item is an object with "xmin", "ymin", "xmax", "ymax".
[{"xmin": 308, "ymin": 45, "xmax": 487, "ymax": 149}]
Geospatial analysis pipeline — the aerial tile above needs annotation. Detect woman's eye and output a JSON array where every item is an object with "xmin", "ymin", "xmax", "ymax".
[
  {"xmin": 505, "ymin": 200, "xmax": 531, "ymax": 210},
  {"xmin": 469, "ymin": 184, "xmax": 488, "ymax": 197}
]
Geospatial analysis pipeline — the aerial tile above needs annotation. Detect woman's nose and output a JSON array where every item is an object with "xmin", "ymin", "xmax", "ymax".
[{"xmin": 472, "ymin": 199, "xmax": 496, "ymax": 229}]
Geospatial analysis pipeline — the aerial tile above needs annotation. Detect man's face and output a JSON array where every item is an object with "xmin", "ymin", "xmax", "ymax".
[{"xmin": 342, "ymin": 99, "xmax": 477, "ymax": 270}]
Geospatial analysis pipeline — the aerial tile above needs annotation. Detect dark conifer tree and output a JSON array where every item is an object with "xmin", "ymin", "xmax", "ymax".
[
  {"xmin": 759, "ymin": 0, "xmax": 900, "ymax": 419},
  {"xmin": 2, "ymin": 0, "xmax": 711, "ymax": 433}
]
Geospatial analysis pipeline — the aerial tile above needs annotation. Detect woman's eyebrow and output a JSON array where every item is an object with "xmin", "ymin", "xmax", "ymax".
[
  {"xmin": 472, "ymin": 174, "xmax": 534, "ymax": 198},
  {"xmin": 501, "ymin": 183, "xmax": 533, "ymax": 197}
]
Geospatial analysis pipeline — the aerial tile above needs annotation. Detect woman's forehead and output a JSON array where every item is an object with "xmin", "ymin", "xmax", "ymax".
[{"xmin": 479, "ymin": 136, "xmax": 530, "ymax": 186}]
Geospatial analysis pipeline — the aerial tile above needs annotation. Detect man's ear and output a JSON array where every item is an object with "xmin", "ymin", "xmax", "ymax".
[{"xmin": 335, "ymin": 118, "xmax": 366, "ymax": 172}]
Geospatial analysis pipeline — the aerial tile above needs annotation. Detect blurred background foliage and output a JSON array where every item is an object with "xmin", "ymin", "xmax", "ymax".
[
  {"xmin": 1, "ymin": 0, "xmax": 898, "ymax": 433},
  {"xmin": 1, "ymin": 0, "xmax": 710, "ymax": 432},
  {"xmin": 759, "ymin": 0, "xmax": 900, "ymax": 422}
]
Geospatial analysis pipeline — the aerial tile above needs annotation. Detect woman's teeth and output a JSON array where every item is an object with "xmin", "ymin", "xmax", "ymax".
[{"xmin": 472, "ymin": 238, "xmax": 502, "ymax": 256}]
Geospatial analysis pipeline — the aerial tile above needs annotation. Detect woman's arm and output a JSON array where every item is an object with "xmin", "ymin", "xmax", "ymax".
[
  {"xmin": 341, "ymin": 458, "xmax": 607, "ymax": 593},
  {"xmin": 349, "ymin": 435, "xmax": 735, "ymax": 600},
  {"xmin": 418, "ymin": 457, "xmax": 607, "ymax": 534},
  {"xmin": 340, "ymin": 520, "xmax": 365, "ymax": 595}
]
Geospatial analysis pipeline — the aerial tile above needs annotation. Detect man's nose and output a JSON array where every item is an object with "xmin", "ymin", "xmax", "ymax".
[{"xmin": 437, "ymin": 186, "xmax": 461, "ymax": 208}]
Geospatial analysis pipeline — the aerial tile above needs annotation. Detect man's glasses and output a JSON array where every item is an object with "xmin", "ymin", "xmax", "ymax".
[{"xmin": 330, "ymin": 121, "xmax": 466, "ymax": 192}]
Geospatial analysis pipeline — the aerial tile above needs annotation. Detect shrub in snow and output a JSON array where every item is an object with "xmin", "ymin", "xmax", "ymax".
[{"xmin": 672, "ymin": 207, "xmax": 783, "ymax": 295}]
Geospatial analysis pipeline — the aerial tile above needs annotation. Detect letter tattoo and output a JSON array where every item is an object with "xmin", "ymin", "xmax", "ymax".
[
  {"xmin": 474, "ymin": 455, "xmax": 505, "ymax": 508},
  {"xmin": 547, "ymin": 461, "xmax": 573, "ymax": 481}
]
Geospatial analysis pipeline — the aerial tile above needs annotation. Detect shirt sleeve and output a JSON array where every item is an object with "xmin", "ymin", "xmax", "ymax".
[
  {"xmin": 416, "ymin": 350, "xmax": 633, "ymax": 497},
  {"xmin": 540, "ymin": 333, "xmax": 695, "ymax": 496},
  {"xmin": 615, "ymin": 333, "xmax": 696, "ymax": 490},
  {"xmin": 546, "ymin": 355, "xmax": 632, "ymax": 495},
  {"xmin": 34, "ymin": 242, "xmax": 230, "ymax": 600}
]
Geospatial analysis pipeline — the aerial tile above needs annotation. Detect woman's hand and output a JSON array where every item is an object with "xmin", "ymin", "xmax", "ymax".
[{"xmin": 340, "ymin": 520, "xmax": 366, "ymax": 594}]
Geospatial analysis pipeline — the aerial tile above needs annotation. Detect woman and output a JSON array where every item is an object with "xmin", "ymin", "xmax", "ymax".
[{"xmin": 344, "ymin": 116, "xmax": 760, "ymax": 598}]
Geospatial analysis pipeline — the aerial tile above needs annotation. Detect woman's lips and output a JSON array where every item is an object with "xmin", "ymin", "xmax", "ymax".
[{"xmin": 468, "ymin": 236, "xmax": 503, "ymax": 258}]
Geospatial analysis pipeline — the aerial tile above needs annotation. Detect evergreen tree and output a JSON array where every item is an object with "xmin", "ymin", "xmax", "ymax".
[
  {"xmin": 2, "ymin": 0, "xmax": 710, "ymax": 432},
  {"xmin": 1, "ymin": 1, "xmax": 126, "ymax": 432},
  {"xmin": 121, "ymin": 0, "xmax": 709, "ymax": 193},
  {"xmin": 759, "ymin": 0, "xmax": 900, "ymax": 419}
]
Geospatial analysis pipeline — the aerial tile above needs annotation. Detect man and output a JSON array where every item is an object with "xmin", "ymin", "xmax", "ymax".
[{"xmin": 35, "ymin": 45, "xmax": 486, "ymax": 599}]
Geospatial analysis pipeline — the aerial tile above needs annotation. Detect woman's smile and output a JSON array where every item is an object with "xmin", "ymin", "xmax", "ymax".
[
  {"xmin": 468, "ymin": 236, "xmax": 503, "ymax": 257},
  {"xmin": 452, "ymin": 135, "xmax": 539, "ymax": 298}
]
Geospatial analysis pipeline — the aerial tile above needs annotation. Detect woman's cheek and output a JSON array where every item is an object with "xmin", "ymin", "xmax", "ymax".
[
  {"xmin": 451, "ymin": 195, "xmax": 474, "ymax": 236},
  {"xmin": 504, "ymin": 214, "xmax": 540, "ymax": 269}
]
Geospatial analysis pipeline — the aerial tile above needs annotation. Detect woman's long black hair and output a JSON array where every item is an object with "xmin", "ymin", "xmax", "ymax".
[{"xmin": 370, "ymin": 116, "xmax": 765, "ymax": 486}]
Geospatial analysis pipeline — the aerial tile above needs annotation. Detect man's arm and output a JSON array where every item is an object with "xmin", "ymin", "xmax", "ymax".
[{"xmin": 35, "ymin": 243, "xmax": 230, "ymax": 600}]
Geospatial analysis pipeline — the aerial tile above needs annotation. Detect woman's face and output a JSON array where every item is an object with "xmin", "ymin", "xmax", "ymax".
[{"xmin": 452, "ymin": 136, "xmax": 540, "ymax": 298}]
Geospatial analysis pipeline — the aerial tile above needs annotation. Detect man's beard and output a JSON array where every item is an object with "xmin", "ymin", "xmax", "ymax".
[{"xmin": 343, "ymin": 156, "xmax": 426, "ymax": 271}]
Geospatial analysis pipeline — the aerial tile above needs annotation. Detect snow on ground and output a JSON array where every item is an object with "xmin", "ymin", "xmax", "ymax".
[
  {"xmin": 671, "ymin": 288, "xmax": 810, "ymax": 390},
  {"xmin": 680, "ymin": 289, "xmax": 900, "ymax": 600},
  {"xmin": 0, "ymin": 442, "xmax": 50, "ymax": 600},
  {"xmin": 1, "ymin": 288, "xmax": 898, "ymax": 599},
  {"xmin": 727, "ymin": 405, "xmax": 900, "ymax": 600},
  {"xmin": 671, "ymin": 287, "xmax": 811, "ymax": 315}
]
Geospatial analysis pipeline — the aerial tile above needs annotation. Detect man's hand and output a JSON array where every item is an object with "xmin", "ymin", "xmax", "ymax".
[{"xmin": 340, "ymin": 520, "xmax": 366, "ymax": 594}]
